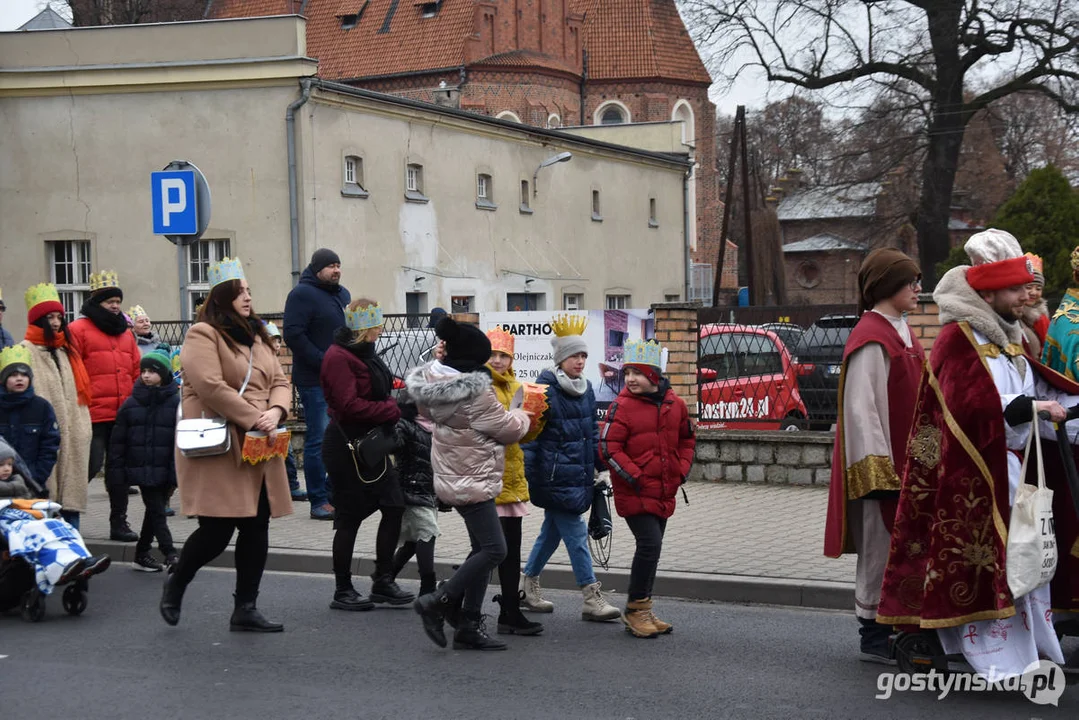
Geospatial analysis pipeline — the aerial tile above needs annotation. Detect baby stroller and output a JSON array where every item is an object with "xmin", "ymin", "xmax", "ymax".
[{"xmin": 0, "ymin": 497, "xmax": 109, "ymax": 622}]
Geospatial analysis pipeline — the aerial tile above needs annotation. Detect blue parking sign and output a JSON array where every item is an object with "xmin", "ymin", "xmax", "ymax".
[{"xmin": 151, "ymin": 170, "xmax": 198, "ymax": 235}]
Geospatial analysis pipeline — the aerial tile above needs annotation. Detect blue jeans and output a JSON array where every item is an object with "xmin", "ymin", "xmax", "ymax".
[
  {"xmin": 523, "ymin": 508, "xmax": 596, "ymax": 587},
  {"xmin": 285, "ymin": 446, "xmax": 299, "ymax": 492},
  {"xmin": 60, "ymin": 510, "xmax": 80, "ymax": 530},
  {"xmin": 297, "ymin": 385, "xmax": 331, "ymax": 508}
]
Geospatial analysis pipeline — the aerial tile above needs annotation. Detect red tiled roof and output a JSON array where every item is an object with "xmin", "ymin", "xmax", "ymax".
[
  {"xmin": 572, "ymin": 0, "xmax": 712, "ymax": 85},
  {"xmin": 210, "ymin": 0, "xmax": 302, "ymax": 19},
  {"xmin": 471, "ymin": 50, "xmax": 579, "ymax": 76}
]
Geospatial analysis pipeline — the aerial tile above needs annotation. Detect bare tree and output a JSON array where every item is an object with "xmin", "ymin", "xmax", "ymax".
[
  {"xmin": 62, "ymin": 0, "xmax": 205, "ymax": 26},
  {"xmin": 985, "ymin": 91, "xmax": 1079, "ymax": 182},
  {"xmin": 683, "ymin": 0, "xmax": 1079, "ymax": 285}
]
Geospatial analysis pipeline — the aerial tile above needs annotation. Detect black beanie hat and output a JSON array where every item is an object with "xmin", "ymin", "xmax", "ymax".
[
  {"xmin": 436, "ymin": 317, "xmax": 492, "ymax": 374},
  {"xmin": 91, "ymin": 286, "xmax": 123, "ymax": 303},
  {"xmin": 0, "ymin": 362, "xmax": 32, "ymax": 386},
  {"xmin": 310, "ymin": 248, "xmax": 342, "ymax": 274}
]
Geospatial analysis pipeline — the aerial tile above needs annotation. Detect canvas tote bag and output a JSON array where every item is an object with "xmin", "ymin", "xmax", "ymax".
[{"xmin": 1006, "ymin": 401, "xmax": 1057, "ymax": 599}]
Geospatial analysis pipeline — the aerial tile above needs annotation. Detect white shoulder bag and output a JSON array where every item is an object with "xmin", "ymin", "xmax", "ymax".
[
  {"xmin": 1006, "ymin": 400, "xmax": 1057, "ymax": 599},
  {"xmin": 175, "ymin": 349, "xmax": 255, "ymax": 458}
]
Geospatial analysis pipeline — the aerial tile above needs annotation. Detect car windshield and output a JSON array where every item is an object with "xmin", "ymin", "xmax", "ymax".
[{"xmin": 700, "ymin": 332, "xmax": 783, "ymax": 379}]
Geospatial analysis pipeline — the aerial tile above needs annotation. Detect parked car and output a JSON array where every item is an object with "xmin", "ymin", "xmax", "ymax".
[
  {"xmin": 791, "ymin": 314, "xmax": 859, "ymax": 429},
  {"xmin": 760, "ymin": 322, "xmax": 805, "ymax": 355},
  {"xmin": 697, "ymin": 324, "xmax": 809, "ymax": 431}
]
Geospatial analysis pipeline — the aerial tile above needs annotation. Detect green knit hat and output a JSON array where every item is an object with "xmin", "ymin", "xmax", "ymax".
[{"xmin": 140, "ymin": 350, "xmax": 173, "ymax": 383}]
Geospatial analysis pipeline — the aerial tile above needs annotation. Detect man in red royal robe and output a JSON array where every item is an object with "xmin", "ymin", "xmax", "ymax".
[
  {"xmin": 824, "ymin": 248, "xmax": 926, "ymax": 661},
  {"xmin": 878, "ymin": 229, "xmax": 1079, "ymax": 677}
]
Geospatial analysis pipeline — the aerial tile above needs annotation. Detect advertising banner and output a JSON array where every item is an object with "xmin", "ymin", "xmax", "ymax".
[{"xmin": 480, "ymin": 310, "xmax": 654, "ymax": 418}]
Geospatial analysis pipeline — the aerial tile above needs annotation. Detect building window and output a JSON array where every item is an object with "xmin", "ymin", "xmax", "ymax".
[
  {"xmin": 596, "ymin": 101, "xmax": 630, "ymax": 125},
  {"xmin": 665, "ymin": 294, "xmax": 681, "ymax": 302},
  {"xmin": 405, "ymin": 163, "xmax": 428, "ymax": 203},
  {"xmin": 476, "ymin": 173, "xmax": 496, "ymax": 210},
  {"xmin": 547, "ymin": 114, "xmax": 562, "ymax": 129},
  {"xmin": 563, "ymin": 293, "xmax": 583, "ymax": 311},
  {"xmin": 520, "ymin": 180, "xmax": 532, "ymax": 214},
  {"xmin": 649, "ymin": 197, "xmax": 659, "ymax": 228},
  {"xmin": 507, "ymin": 293, "xmax": 543, "ymax": 312},
  {"xmin": 48, "ymin": 240, "xmax": 92, "ymax": 321},
  {"xmin": 496, "ymin": 110, "xmax": 522, "ymax": 124},
  {"xmin": 451, "ymin": 295, "xmax": 474, "ymax": 313},
  {"xmin": 606, "ymin": 294, "xmax": 631, "ymax": 310},
  {"xmin": 795, "ymin": 260, "xmax": 822, "ymax": 289},
  {"xmin": 186, "ymin": 238, "xmax": 232, "ymax": 316},
  {"xmin": 421, "ymin": 0, "xmax": 441, "ymax": 18},
  {"xmin": 592, "ymin": 190, "xmax": 603, "ymax": 222},
  {"xmin": 406, "ymin": 292, "xmax": 429, "ymax": 328},
  {"xmin": 342, "ymin": 155, "xmax": 368, "ymax": 198}
]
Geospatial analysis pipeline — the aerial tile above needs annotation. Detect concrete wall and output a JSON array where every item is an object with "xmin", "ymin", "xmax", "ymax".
[{"xmin": 688, "ymin": 430, "xmax": 834, "ymax": 485}]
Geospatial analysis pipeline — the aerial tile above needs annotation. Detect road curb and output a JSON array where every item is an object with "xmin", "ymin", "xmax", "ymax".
[{"xmin": 86, "ymin": 540, "xmax": 854, "ymax": 611}]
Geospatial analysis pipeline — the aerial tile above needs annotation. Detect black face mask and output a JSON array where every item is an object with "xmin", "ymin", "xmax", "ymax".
[{"xmin": 79, "ymin": 299, "xmax": 129, "ymax": 336}]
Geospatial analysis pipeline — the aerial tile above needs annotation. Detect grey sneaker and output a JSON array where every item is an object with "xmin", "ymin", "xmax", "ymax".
[{"xmin": 133, "ymin": 554, "xmax": 164, "ymax": 573}]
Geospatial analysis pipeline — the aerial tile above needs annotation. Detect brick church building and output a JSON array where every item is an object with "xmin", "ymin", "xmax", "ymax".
[{"xmin": 207, "ymin": 0, "xmax": 724, "ymax": 292}]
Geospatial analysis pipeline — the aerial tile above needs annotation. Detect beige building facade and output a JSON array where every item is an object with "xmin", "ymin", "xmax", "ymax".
[{"xmin": 0, "ymin": 16, "xmax": 690, "ymax": 338}]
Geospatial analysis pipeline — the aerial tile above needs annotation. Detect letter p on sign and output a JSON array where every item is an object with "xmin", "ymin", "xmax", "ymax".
[
  {"xmin": 151, "ymin": 169, "xmax": 198, "ymax": 236},
  {"xmin": 161, "ymin": 179, "xmax": 186, "ymax": 227}
]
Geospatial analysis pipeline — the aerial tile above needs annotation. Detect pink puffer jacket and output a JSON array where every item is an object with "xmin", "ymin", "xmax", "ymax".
[{"xmin": 405, "ymin": 362, "xmax": 529, "ymax": 506}]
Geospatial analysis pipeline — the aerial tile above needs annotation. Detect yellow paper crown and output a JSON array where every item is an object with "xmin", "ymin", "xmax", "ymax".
[
  {"xmin": 346, "ymin": 303, "xmax": 383, "ymax": 331},
  {"xmin": 25, "ymin": 282, "xmax": 61, "ymax": 310},
  {"xmin": 208, "ymin": 257, "xmax": 245, "ymax": 288},
  {"xmin": 128, "ymin": 305, "xmax": 148, "ymax": 319},
  {"xmin": 551, "ymin": 314, "xmax": 587, "ymax": 337},
  {"xmin": 89, "ymin": 270, "xmax": 120, "ymax": 292},
  {"xmin": 0, "ymin": 345, "xmax": 33, "ymax": 374},
  {"xmin": 1024, "ymin": 252, "xmax": 1043, "ymax": 274},
  {"xmin": 486, "ymin": 327, "xmax": 515, "ymax": 357}
]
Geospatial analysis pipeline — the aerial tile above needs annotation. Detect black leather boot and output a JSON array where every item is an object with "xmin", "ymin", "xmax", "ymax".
[
  {"xmin": 159, "ymin": 572, "xmax": 186, "ymax": 627},
  {"xmin": 413, "ymin": 587, "xmax": 454, "ymax": 648},
  {"xmin": 370, "ymin": 574, "xmax": 416, "ymax": 605},
  {"xmin": 493, "ymin": 593, "xmax": 544, "ymax": 636},
  {"xmin": 453, "ymin": 612, "xmax": 507, "ymax": 651},
  {"xmin": 229, "ymin": 593, "xmax": 284, "ymax": 633},
  {"xmin": 330, "ymin": 586, "xmax": 374, "ymax": 612}
]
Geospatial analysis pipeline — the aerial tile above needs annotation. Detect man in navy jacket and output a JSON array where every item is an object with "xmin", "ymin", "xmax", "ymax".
[{"xmin": 284, "ymin": 249, "xmax": 351, "ymax": 519}]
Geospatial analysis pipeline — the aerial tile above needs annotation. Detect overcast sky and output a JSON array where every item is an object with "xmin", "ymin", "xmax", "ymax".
[{"xmin": 0, "ymin": 0, "xmax": 770, "ymax": 114}]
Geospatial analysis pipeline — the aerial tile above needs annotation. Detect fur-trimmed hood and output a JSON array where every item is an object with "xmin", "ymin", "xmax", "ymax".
[
  {"xmin": 934, "ymin": 265, "xmax": 1025, "ymax": 350},
  {"xmin": 406, "ymin": 362, "xmax": 492, "ymax": 422}
]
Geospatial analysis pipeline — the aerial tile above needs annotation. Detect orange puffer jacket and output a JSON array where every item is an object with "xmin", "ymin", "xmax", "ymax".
[{"xmin": 69, "ymin": 319, "xmax": 141, "ymax": 423}]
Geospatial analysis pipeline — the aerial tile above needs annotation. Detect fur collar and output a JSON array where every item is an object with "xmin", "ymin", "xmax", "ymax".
[
  {"xmin": 933, "ymin": 266, "xmax": 1024, "ymax": 349},
  {"xmin": 1019, "ymin": 300, "xmax": 1048, "ymax": 327},
  {"xmin": 406, "ymin": 363, "xmax": 492, "ymax": 407}
]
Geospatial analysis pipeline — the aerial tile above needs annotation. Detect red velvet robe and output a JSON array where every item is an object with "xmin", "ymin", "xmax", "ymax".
[
  {"xmin": 878, "ymin": 321, "xmax": 1079, "ymax": 629},
  {"xmin": 824, "ymin": 312, "xmax": 925, "ymax": 557}
]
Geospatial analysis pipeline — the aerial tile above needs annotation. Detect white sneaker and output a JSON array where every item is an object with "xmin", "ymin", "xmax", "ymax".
[
  {"xmin": 581, "ymin": 581, "xmax": 621, "ymax": 622},
  {"xmin": 520, "ymin": 574, "xmax": 554, "ymax": 613}
]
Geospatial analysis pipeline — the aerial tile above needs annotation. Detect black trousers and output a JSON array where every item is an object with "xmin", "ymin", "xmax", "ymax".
[
  {"xmin": 625, "ymin": 513, "xmax": 667, "ymax": 602},
  {"xmin": 136, "ymin": 486, "xmax": 175, "ymax": 556},
  {"xmin": 172, "ymin": 484, "xmax": 270, "ymax": 604},
  {"xmin": 497, "ymin": 516, "xmax": 523, "ymax": 609},
  {"xmin": 90, "ymin": 421, "xmax": 128, "ymax": 527}
]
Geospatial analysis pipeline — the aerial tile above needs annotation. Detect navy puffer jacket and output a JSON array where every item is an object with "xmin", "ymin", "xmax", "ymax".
[
  {"xmin": 283, "ymin": 266, "xmax": 351, "ymax": 387},
  {"xmin": 0, "ymin": 388, "xmax": 60, "ymax": 485},
  {"xmin": 522, "ymin": 369, "xmax": 600, "ymax": 515},
  {"xmin": 106, "ymin": 380, "xmax": 180, "ymax": 488}
]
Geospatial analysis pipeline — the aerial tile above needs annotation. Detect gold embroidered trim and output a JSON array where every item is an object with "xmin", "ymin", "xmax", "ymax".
[
  {"xmin": 877, "ymin": 606, "xmax": 1016, "ymax": 629},
  {"xmin": 908, "ymin": 422, "xmax": 942, "ymax": 470},
  {"xmin": 845, "ymin": 455, "xmax": 900, "ymax": 500},
  {"xmin": 959, "ymin": 323, "xmax": 992, "ymax": 377}
]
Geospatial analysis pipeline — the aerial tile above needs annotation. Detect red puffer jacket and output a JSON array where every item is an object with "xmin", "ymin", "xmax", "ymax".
[
  {"xmin": 69, "ymin": 319, "xmax": 141, "ymax": 423},
  {"xmin": 600, "ymin": 385, "xmax": 695, "ymax": 519}
]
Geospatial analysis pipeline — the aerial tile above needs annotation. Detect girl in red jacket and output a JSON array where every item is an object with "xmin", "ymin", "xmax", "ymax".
[{"xmin": 599, "ymin": 339, "xmax": 695, "ymax": 638}]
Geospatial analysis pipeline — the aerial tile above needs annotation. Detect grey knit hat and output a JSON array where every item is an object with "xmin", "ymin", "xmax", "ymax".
[{"xmin": 552, "ymin": 335, "xmax": 588, "ymax": 366}]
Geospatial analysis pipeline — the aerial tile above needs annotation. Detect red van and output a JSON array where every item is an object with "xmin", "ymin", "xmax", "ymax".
[{"xmin": 697, "ymin": 324, "xmax": 809, "ymax": 430}]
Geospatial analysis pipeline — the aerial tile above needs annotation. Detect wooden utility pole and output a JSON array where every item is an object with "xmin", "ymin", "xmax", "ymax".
[{"xmin": 739, "ymin": 108, "xmax": 756, "ymax": 306}]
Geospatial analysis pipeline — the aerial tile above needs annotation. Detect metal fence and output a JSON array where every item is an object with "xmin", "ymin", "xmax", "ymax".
[
  {"xmin": 697, "ymin": 304, "xmax": 859, "ymax": 430},
  {"xmin": 155, "ymin": 313, "xmax": 434, "ymax": 423}
]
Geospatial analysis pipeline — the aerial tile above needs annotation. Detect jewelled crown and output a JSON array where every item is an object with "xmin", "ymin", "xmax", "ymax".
[
  {"xmin": 89, "ymin": 270, "xmax": 120, "ymax": 292},
  {"xmin": 208, "ymin": 257, "xmax": 245, "ymax": 288},
  {"xmin": 128, "ymin": 305, "xmax": 148, "ymax": 319},
  {"xmin": 25, "ymin": 283, "xmax": 61, "ymax": 310},
  {"xmin": 346, "ymin": 303, "xmax": 383, "ymax": 331},
  {"xmin": 551, "ymin": 314, "xmax": 587, "ymax": 337},
  {"xmin": 0, "ymin": 345, "xmax": 33, "ymax": 373},
  {"xmin": 623, "ymin": 339, "xmax": 664, "ymax": 369},
  {"xmin": 486, "ymin": 327, "xmax": 515, "ymax": 357}
]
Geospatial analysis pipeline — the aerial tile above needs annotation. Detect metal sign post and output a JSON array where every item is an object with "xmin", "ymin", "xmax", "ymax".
[{"xmin": 151, "ymin": 161, "xmax": 212, "ymax": 320}]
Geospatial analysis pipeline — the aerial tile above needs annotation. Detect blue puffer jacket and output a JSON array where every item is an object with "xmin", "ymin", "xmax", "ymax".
[
  {"xmin": 283, "ymin": 265, "xmax": 351, "ymax": 387},
  {"xmin": 523, "ymin": 369, "xmax": 600, "ymax": 515},
  {"xmin": 0, "ymin": 387, "xmax": 60, "ymax": 485},
  {"xmin": 106, "ymin": 380, "xmax": 180, "ymax": 489}
]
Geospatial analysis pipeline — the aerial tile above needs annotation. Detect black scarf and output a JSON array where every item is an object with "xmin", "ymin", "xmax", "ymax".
[
  {"xmin": 221, "ymin": 316, "xmax": 257, "ymax": 347},
  {"xmin": 335, "ymin": 328, "xmax": 393, "ymax": 400},
  {"xmin": 643, "ymin": 378, "xmax": 672, "ymax": 405},
  {"xmin": 79, "ymin": 300, "xmax": 129, "ymax": 336}
]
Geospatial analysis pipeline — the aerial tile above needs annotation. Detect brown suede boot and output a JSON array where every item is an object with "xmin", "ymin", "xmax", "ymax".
[
  {"xmin": 622, "ymin": 599, "xmax": 659, "ymax": 638},
  {"xmin": 644, "ymin": 601, "xmax": 673, "ymax": 634}
]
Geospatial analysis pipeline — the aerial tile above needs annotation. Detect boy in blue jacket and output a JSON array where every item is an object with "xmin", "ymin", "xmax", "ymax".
[{"xmin": 0, "ymin": 346, "xmax": 60, "ymax": 489}]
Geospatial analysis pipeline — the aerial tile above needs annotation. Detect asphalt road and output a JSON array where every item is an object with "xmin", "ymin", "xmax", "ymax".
[{"xmin": 2, "ymin": 567, "xmax": 1076, "ymax": 720}]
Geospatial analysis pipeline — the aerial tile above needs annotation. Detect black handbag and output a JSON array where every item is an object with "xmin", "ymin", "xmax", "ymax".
[
  {"xmin": 336, "ymin": 423, "xmax": 397, "ymax": 483},
  {"xmin": 588, "ymin": 483, "xmax": 613, "ymax": 540}
]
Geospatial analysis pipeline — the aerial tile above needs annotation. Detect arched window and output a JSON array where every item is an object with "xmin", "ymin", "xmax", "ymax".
[
  {"xmin": 595, "ymin": 101, "xmax": 630, "ymax": 125},
  {"xmin": 496, "ymin": 110, "xmax": 522, "ymax": 124},
  {"xmin": 547, "ymin": 114, "xmax": 562, "ymax": 129},
  {"xmin": 672, "ymin": 99, "xmax": 695, "ymax": 146}
]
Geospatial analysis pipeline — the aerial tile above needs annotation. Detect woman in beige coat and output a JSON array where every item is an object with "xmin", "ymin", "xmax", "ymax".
[{"xmin": 160, "ymin": 259, "xmax": 292, "ymax": 633}]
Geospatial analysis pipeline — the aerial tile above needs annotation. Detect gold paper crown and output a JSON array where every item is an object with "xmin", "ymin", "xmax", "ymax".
[
  {"xmin": 551, "ymin": 314, "xmax": 587, "ymax": 337},
  {"xmin": 486, "ymin": 327, "xmax": 515, "ymax": 357},
  {"xmin": 1071, "ymin": 246, "xmax": 1079, "ymax": 271},
  {"xmin": 346, "ymin": 303, "xmax": 383, "ymax": 331},
  {"xmin": 128, "ymin": 305, "xmax": 148, "ymax": 319},
  {"xmin": 208, "ymin": 257, "xmax": 245, "ymax": 288},
  {"xmin": 0, "ymin": 345, "xmax": 33, "ymax": 374},
  {"xmin": 1024, "ymin": 252, "xmax": 1043, "ymax": 274},
  {"xmin": 25, "ymin": 283, "xmax": 61, "ymax": 310},
  {"xmin": 89, "ymin": 270, "xmax": 120, "ymax": 292}
]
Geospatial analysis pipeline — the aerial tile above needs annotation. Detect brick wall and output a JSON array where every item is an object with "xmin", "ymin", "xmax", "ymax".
[
  {"xmin": 907, "ymin": 297, "xmax": 942, "ymax": 349},
  {"xmin": 783, "ymin": 250, "xmax": 862, "ymax": 305},
  {"xmin": 652, "ymin": 301, "xmax": 700, "ymax": 418}
]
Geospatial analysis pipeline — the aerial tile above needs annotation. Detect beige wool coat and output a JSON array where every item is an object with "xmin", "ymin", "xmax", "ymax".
[
  {"xmin": 21, "ymin": 341, "xmax": 92, "ymax": 512},
  {"xmin": 176, "ymin": 323, "xmax": 293, "ymax": 518}
]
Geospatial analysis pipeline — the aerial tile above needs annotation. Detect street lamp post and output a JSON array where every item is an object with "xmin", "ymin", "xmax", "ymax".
[{"xmin": 533, "ymin": 151, "xmax": 573, "ymax": 197}]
